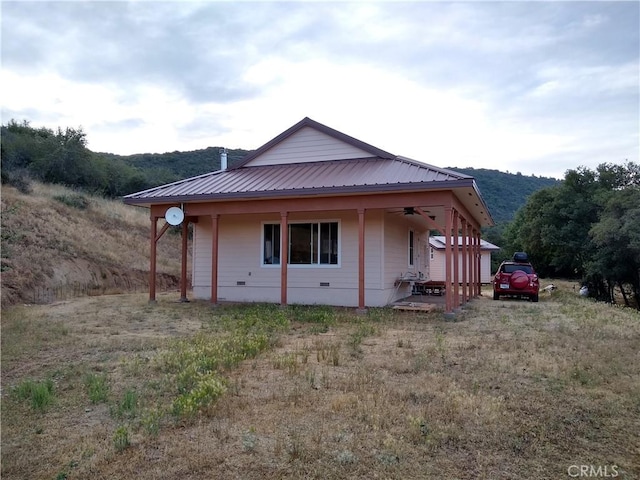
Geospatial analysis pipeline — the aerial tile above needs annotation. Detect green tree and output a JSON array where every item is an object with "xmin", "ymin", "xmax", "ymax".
[
  {"xmin": 506, "ymin": 161, "xmax": 640, "ymax": 306},
  {"xmin": 588, "ymin": 187, "xmax": 640, "ymax": 308}
]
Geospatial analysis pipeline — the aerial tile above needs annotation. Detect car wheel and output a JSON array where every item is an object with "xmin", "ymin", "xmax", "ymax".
[
  {"xmin": 531, "ymin": 294, "xmax": 539, "ymax": 303},
  {"xmin": 493, "ymin": 291, "xmax": 499, "ymax": 300}
]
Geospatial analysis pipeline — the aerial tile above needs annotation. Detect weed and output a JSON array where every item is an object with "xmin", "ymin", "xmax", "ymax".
[
  {"xmin": 434, "ymin": 329, "xmax": 447, "ymax": 363},
  {"xmin": 289, "ymin": 304, "xmax": 336, "ymax": 326},
  {"xmin": 112, "ymin": 425, "xmax": 131, "ymax": 452},
  {"xmin": 272, "ymin": 352, "xmax": 299, "ymax": 375},
  {"xmin": 348, "ymin": 322, "xmax": 377, "ymax": 354},
  {"xmin": 570, "ymin": 364, "xmax": 599, "ymax": 387},
  {"xmin": 315, "ymin": 339, "xmax": 340, "ymax": 366},
  {"xmin": 85, "ymin": 373, "xmax": 109, "ymax": 404},
  {"xmin": 377, "ymin": 451, "xmax": 400, "ymax": 466},
  {"xmin": 141, "ymin": 408, "xmax": 162, "ymax": 438},
  {"xmin": 242, "ymin": 428, "xmax": 258, "ymax": 452},
  {"xmin": 172, "ymin": 374, "xmax": 227, "ymax": 418},
  {"xmin": 336, "ymin": 449, "xmax": 357, "ymax": 465},
  {"xmin": 286, "ymin": 429, "xmax": 305, "ymax": 460},
  {"xmin": 112, "ymin": 389, "xmax": 138, "ymax": 419},
  {"xmin": 13, "ymin": 378, "xmax": 55, "ymax": 412}
]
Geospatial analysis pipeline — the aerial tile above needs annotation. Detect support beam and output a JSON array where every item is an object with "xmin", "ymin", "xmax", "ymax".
[
  {"xmin": 461, "ymin": 217, "xmax": 468, "ymax": 305},
  {"xmin": 149, "ymin": 215, "xmax": 158, "ymax": 303},
  {"xmin": 444, "ymin": 207, "xmax": 453, "ymax": 313},
  {"xmin": 210, "ymin": 214, "xmax": 219, "ymax": 305},
  {"xmin": 358, "ymin": 208, "xmax": 366, "ymax": 311},
  {"xmin": 453, "ymin": 210, "xmax": 460, "ymax": 309},
  {"xmin": 280, "ymin": 212, "xmax": 289, "ymax": 306},
  {"xmin": 180, "ymin": 220, "xmax": 189, "ymax": 302},
  {"xmin": 476, "ymin": 230, "xmax": 482, "ymax": 296},
  {"xmin": 467, "ymin": 221, "xmax": 473, "ymax": 301},
  {"xmin": 414, "ymin": 207, "xmax": 445, "ymax": 235}
]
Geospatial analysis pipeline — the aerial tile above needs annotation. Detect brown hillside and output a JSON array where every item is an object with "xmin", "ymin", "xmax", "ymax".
[{"xmin": 1, "ymin": 182, "xmax": 185, "ymax": 305}]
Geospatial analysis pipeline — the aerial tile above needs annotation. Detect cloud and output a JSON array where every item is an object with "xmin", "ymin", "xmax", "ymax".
[{"xmin": 1, "ymin": 1, "xmax": 637, "ymax": 178}]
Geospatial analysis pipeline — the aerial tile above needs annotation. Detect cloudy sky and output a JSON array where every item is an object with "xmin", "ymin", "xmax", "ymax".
[{"xmin": 2, "ymin": 1, "xmax": 638, "ymax": 179}]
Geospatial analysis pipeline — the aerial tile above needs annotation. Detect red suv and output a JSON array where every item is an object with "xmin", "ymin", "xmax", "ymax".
[{"xmin": 493, "ymin": 252, "xmax": 540, "ymax": 302}]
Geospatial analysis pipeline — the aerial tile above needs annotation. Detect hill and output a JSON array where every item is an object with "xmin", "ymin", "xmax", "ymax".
[
  {"xmin": 101, "ymin": 146, "xmax": 250, "ymax": 183},
  {"xmin": 0, "ymin": 182, "xmax": 183, "ymax": 306},
  {"xmin": 447, "ymin": 167, "xmax": 561, "ymax": 224}
]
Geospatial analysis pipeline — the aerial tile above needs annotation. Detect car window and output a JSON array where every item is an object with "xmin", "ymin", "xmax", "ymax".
[{"xmin": 503, "ymin": 264, "xmax": 533, "ymax": 274}]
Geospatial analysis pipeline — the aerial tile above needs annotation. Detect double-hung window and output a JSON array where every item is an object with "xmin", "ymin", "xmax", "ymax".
[{"xmin": 263, "ymin": 221, "xmax": 339, "ymax": 266}]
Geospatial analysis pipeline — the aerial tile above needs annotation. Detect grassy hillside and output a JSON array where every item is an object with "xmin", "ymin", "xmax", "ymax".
[{"xmin": 0, "ymin": 182, "xmax": 184, "ymax": 306}]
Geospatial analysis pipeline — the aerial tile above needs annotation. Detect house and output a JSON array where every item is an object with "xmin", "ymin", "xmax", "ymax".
[
  {"xmin": 428, "ymin": 236, "xmax": 500, "ymax": 284},
  {"xmin": 123, "ymin": 117, "xmax": 494, "ymax": 313}
]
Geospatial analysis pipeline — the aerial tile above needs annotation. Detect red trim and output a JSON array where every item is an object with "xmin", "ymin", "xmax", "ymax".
[
  {"xmin": 210, "ymin": 215, "xmax": 219, "ymax": 304},
  {"xmin": 180, "ymin": 221, "xmax": 189, "ymax": 301},
  {"xmin": 149, "ymin": 216, "xmax": 158, "ymax": 302},
  {"xmin": 358, "ymin": 208, "xmax": 366, "ymax": 310},
  {"xmin": 280, "ymin": 212, "xmax": 288, "ymax": 305}
]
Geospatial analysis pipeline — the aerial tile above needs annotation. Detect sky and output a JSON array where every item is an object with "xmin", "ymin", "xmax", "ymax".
[{"xmin": 1, "ymin": 1, "xmax": 638, "ymax": 179}]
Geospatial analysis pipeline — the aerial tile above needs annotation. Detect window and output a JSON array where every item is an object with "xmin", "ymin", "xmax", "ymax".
[
  {"xmin": 408, "ymin": 230, "xmax": 415, "ymax": 267},
  {"xmin": 263, "ymin": 221, "xmax": 339, "ymax": 266},
  {"xmin": 263, "ymin": 223, "xmax": 280, "ymax": 264}
]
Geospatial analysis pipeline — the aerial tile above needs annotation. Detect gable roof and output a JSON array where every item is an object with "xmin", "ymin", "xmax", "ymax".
[
  {"xmin": 122, "ymin": 155, "xmax": 474, "ymax": 205},
  {"xmin": 232, "ymin": 117, "xmax": 396, "ymax": 168},
  {"xmin": 430, "ymin": 236, "xmax": 500, "ymax": 251},
  {"xmin": 122, "ymin": 117, "xmax": 494, "ymax": 226}
]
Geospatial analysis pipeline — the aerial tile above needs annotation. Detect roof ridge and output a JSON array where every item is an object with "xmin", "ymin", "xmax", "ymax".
[{"xmin": 232, "ymin": 117, "xmax": 396, "ymax": 169}]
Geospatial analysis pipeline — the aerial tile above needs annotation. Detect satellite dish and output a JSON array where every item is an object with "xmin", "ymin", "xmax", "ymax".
[{"xmin": 165, "ymin": 206, "xmax": 184, "ymax": 226}]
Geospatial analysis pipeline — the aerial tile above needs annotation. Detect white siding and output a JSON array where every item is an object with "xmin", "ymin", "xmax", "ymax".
[
  {"xmin": 382, "ymin": 213, "xmax": 429, "ymax": 304},
  {"xmin": 429, "ymin": 249, "xmax": 494, "ymax": 284},
  {"xmin": 192, "ymin": 210, "xmax": 388, "ymax": 307},
  {"xmin": 245, "ymin": 127, "xmax": 373, "ymax": 167}
]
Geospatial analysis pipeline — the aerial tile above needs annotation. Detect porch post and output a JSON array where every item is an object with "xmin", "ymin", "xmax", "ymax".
[
  {"xmin": 473, "ymin": 228, "xmax": 479, "ymax": 297},
  {"xmin": 467, "ymin": 222, "xmax": 474, "ymax": 300},
  {"xmin": 210, "ymin": 214, "xmax": 219, "ymax": 305},
  {"xmin": 453, "ymin": 210, "xmax": 460, "ymax": 309},
  {"xmin": 357, "ymin": 208, "xmax": 366, "ymax": 311},
  {"xmin": 476, "ymin": 230, "xmax": 482, "ymax": 296},
  {"xmin": 461, "ymin": 217, "xmax": 468, "ymax": 305},
  {"xmin": 444, "ymin": 207, "xmax": 453, "ymax": 313},
  {"xmin": 149, "ymin": 215, "xmax": 158, "ymax": 303},
  {"xmin": 280, "ymin": 212, "xmax": 289, "ymax": 306},
  {"xmin": 470, "ymin": 228, "xmax": 476, "ymax": 297},
  {"xmin": 180, "ymin": 220, "xmax": 189, "ymax": 302}
]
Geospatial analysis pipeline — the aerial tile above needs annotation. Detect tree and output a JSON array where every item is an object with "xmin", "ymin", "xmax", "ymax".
[
  {"xmin": 588, "ymin": 187, "xmax": 640, "ymax": 308},
  {"xmin": 505, "ymin": 161, "xmax": 640, "ymax": 307}
]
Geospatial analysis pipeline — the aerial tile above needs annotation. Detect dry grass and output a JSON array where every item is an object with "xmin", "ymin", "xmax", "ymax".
[
  {"xmin": 1, "ymin": 282, "xmax": 639, "ymax": 479},
  {"xmin": 1, "ymin": 182, "xmax": 184, "ymax": 305}
]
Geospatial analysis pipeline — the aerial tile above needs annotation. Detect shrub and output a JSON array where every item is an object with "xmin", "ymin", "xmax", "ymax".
[{"xmin": 53, "ymin": 193, "xmax": 90, "ymax": 210}]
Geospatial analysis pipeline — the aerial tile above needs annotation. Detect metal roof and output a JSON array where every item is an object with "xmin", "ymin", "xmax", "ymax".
[
  {"xmin": 430, "ymin": 236, "xmax": 501, "ymax": 250},
  {"xmin": 123, "ymin": 156, "xmax": 476, "ymax": 205}
]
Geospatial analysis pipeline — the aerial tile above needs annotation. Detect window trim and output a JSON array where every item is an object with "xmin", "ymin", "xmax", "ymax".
[{"xmin": 261, "ymin": 219, "xmax": 341, "ymax": 268}]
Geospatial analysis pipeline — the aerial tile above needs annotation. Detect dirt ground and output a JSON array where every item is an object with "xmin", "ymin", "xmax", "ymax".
[{"xmin": 2, "ymin": 285, "xmax": 639, "ymax": 479}]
